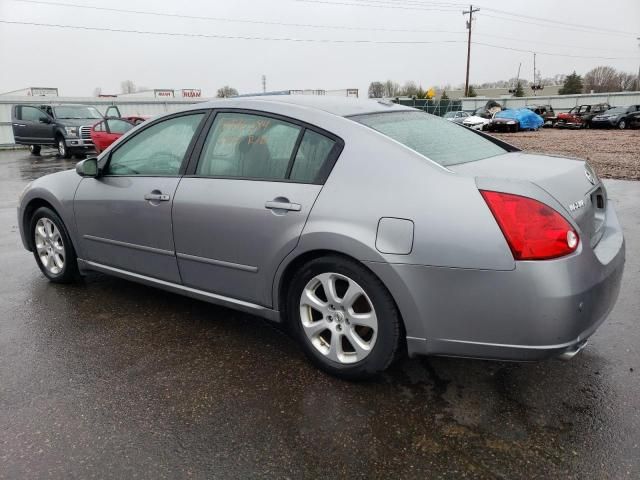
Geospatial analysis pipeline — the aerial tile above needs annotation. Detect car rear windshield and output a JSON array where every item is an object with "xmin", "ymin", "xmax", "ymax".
[
  {"xmin": 351, "ymin": 111, "xmax": 508, "ymax": 167},
  {"xmin": 54, "ymin": 106, "xmax": 102, "ymax": 119}
]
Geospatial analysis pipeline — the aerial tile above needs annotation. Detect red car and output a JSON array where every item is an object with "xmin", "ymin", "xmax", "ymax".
[{"xmin": 90, "ymin": 118, "xmax": 136, "ymax": 153}]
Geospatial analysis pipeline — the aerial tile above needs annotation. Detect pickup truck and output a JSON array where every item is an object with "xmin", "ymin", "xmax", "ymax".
[{"xmin": 11, "ymin": 104, "xmax": 104, "ymax": 158}]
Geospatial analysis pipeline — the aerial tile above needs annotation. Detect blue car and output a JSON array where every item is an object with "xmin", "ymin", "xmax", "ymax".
[{"xmin": 488, "ymin": 108, "xmax": 544, "ymax": 132}]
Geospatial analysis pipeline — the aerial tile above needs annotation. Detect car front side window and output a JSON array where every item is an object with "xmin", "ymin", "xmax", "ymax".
[{"xmin": 106, "ymin": 113, "xmax": 204, "ymax": 176}]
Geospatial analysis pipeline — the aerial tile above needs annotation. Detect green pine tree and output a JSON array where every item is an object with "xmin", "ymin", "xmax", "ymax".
[
  {"xmin": 559, "ymin": 72, "xmax": 583, "ymax": 95},
  {"xmin": 514, "ymin": 81, "xmax": 525, "ymax": 97},
  {"xmin": 441, "ymin": 90, "xmax": 449, "ymax": 100}
]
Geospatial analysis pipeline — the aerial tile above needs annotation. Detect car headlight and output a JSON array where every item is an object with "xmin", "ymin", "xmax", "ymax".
[
  {"xmin": 506, "ymin": 121, "xmax": 516, "ymax": 124},
  {"xmin": 65, "ymin": 126, "xmax": 79, "ymax": 137}
]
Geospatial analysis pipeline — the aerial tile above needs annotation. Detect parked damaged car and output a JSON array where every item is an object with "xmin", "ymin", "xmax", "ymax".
[
  {"xmin": 556, "ymin": 103, "xmax": 610, "ymax": 129},
  {"xmin": 590, "ymin": 105, "xmax": 640, "ymax": 130},
  {"xmin": 443, "ymin": 111, "xmax": 470, "ymax": 124},
  {"xmin": 526, "ymin": 104, "xmax": 556, "ymax": 127},
  {"xmin": 462, "ymin": 101, "xmax": 503, "ymax": 131},
  {"xmin": 486, "ymin": 108, "xmax": 544, "ymax": 132}
]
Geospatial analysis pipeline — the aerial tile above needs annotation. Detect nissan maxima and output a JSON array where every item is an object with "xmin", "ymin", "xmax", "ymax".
[{"xmin": 18, "ymin": 96, "xmax": 625, "ymax": 379}]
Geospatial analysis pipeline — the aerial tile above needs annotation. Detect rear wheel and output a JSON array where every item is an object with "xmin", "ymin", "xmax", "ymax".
[
  {"xmin": 56, "ymin": 136, "xmax": 72, "ymax": 159},
  {"xmin": 287, "ymin": 256, "xmax": 401, "ymax": 380},
  {"xmin": 30, "ymin": 207, "xmax": 79, "ymax": 283},
  {"xmin": 29, "ymin": 145, "xmax": 41, "ymax": 156}
]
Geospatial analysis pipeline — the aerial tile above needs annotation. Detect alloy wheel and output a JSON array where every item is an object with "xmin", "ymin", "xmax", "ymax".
[
  {"xmin": 34, "ymin": 218, "xmax": 65, "ymax": 275},
  {"xmin": 299, "ymin": 272, "xmax": 378, "ymax": 364},
  {"xmin": 58, "ymin": 139, "xmax": 66, "ymax": 157}
]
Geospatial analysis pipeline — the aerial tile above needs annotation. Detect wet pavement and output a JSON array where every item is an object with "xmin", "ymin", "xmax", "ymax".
[{"xmin": 1, "ymin": 148, "xmax": 638, "ymax": 479}]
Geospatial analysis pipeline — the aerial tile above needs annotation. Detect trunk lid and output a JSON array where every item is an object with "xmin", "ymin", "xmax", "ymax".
[{"xmin": 449, "ymin": 152, "xmax": 606, "ymax": 248}]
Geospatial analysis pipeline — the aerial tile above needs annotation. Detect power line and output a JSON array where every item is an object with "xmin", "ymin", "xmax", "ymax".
[
  {"xmin": 16, "ymin": 0, "xmax": 638, "ymax": 54},
  {"xmin": 481, "ymin": 12, "xmax": 636, "ymax": 38},
  {"xmin": 473, "ymin": 41, "xmax": 638, "ymax": 60},
  {"xmin": 300, "ymin": 0, "xmax": 639, "ymax": 37},
  {"xmin": 296, "ymin": 0, "xmax": 461, "ymax": 12},
  {"xmin": 2, "ymin": 18, "xmax": 637, "ymax": 60},
  {"xmin": 0, "ymin": 19, "xmax": 466, "ymax": 44},
  {"xmin": 11, "ymin": 0, "xmax": 464, "ymax": 35}
]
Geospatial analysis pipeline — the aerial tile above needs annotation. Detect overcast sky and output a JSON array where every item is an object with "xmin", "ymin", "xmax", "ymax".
[{"xmin": 0, "ymin": 0, "xmax": 638, "ymax": 96}]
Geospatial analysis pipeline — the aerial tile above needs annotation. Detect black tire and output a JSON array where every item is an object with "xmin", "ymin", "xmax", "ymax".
[
  {"xmin": 287, "ymin": 255, "xmax": 402, "ymax": 380},
  {"xmin": 56, "ymin": 136, "xmax": 72, "ymax": 159},
  {"xmin": 618, "ymin": 119, "xmax": 627, "ymax": 130},
  {"xmin": 29, "ymin": 206, "xmax": 80, "ymax": 283},
  {"xmin": 29, "ymin": 145, "xmax": 41, "ymax": 156}
]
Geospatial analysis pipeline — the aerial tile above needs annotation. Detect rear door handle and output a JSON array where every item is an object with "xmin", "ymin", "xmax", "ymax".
[
  {"xmin": 265, "ymin": 200, "xmax": 301, "ymax": 212},
  {"xmin": 144, "ymin": 192, "xmax": 170, "ymax": 202}
]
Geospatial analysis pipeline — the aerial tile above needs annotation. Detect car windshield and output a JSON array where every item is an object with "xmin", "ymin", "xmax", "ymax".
[
  {"xmin": 443, "ymin": 112, "xmax": 456, "ymax": 118},
  {"xmin": 605, "ymin": 107, "xmax": 627, "ymax": 114},
  {"xmin": 351, "ymin": 110, "xmax": 508, "ymax": 167},
  {"xmin": 54, "ymin": 106, "xmax": 102, "ymax": 119}
]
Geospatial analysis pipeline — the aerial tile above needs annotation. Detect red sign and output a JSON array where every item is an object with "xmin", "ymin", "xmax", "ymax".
[{"xmin": 182, "ymin": 89, "xmax": 202, "ymax": 98}]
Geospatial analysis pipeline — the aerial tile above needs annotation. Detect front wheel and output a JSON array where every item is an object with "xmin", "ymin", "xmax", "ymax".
[
  {"xmin": 29, "ymin": 145, "xmax": 41, "ymax": 156},
  {"xmin": 287, "ymin": 256, "xmax": 402, "ymax": 380},
  {"xmin": 30, "ymin": 207, "xmax": 79, "ymax": 283},
  {"xmin": 57, "ymin": 137, "xmax": 72, "ymax": 159},
  {"xmin": 618, "ymin": 119, "xmax": 627, "ymax": 130}
]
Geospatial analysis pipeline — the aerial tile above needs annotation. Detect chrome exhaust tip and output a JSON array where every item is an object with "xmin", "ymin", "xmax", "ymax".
[{"xmin": 559, "ymin": 340, "xmax": 588, "ymax": 361}]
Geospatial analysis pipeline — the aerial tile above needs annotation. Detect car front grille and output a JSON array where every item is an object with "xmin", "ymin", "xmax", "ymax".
[{"xmin": 80, "ymin": 126, "xmax": 92, "ymax": 140}]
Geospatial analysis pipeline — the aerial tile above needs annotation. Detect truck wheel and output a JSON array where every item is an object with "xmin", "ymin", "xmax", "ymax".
[
  {"xmin": 56, "ymin": 136, "xmax": 72, "ymax": 159},
  {"xmin": 29, "ymin": 145, "xmax": 41, "ymax": 156},
  {"xmin": 618, "ymin": 120, "xmax": 627, "ymax": 130}
]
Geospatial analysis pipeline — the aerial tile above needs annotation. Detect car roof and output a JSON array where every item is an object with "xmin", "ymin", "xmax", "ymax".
[{"xmin": 189, "ymin": 95, "xmax": 414, "ymax": 118}]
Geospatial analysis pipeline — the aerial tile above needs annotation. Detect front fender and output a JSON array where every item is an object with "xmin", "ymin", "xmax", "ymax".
[{"xmin": 19, "ymin": 170, "xmax": 83, "ymax": 255}]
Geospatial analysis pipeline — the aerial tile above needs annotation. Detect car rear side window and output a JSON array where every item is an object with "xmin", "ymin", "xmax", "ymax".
[
  {"xmin": 289, "ymin": 130, "xmax": 335, "ymax": 183},
  {"xmin": 196, "ymin": 113, "xmax": 302, "ymax": 180},
  {"xmin": 351, "ymin": 111, "xmax": 507, "ymax": 167},
  {"xmin": 107, "ymin": 113, "xmax": 204, "ymax": 176}
]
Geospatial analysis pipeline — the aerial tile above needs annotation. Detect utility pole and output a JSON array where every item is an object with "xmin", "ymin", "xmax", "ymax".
[
  {"xmin": 463, "ymin": 4, "xmax": 480, "ymax": 97},
  {"xmin": 533, "ymin": 52, "xmax": 536, "ymax": 95},
  {"xmin": 262, "ymin": 74, "xmax": 266, "ymax": 93},
  {"xmin": 637, "ymin": 38, "xmax": 640, "ymax": 91}
]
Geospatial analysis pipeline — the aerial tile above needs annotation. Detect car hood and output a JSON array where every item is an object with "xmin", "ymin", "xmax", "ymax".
[
  {"xmin": 463, "ymin": 115, "xmax": 490, "ymax": 124},
  {"xmin": 55, "ymin": 118, "xmax": 102, "ymax": 127}
]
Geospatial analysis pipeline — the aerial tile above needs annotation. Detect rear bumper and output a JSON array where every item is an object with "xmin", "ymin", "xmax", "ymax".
[{"xmin": 368, "ymin": 201, "xmax": 626, "ymax": 361}]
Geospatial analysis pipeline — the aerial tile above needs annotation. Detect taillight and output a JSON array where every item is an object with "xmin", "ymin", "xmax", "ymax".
[{"xmin": 480, "ymin": 190, "xmax": 579, "ymax": 260}]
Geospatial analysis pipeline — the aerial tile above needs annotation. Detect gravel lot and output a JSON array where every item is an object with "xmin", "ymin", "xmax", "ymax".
[{"xmin": 489, "ymin": 128, "xmax": 640, "ymax": 181}]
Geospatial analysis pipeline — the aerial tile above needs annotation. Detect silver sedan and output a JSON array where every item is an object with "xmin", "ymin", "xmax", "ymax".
[{"xmin": 18, "ymin": 96, "xmax": 625, "ymax": 379}]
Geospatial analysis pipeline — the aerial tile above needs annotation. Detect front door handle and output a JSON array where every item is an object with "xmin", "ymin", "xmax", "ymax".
[
  {"xmin": 265, "ymin": 200, "xmax": 301, "ymax": 212},
  {"xmin": 144, "ymin": 192, "xmax": 170, "ymax": 202}
]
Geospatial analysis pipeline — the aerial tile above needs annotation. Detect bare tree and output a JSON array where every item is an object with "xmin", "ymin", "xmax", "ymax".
[
  {"xmin": 120, "ymin": 80, "xmax": 137, "ymax": 94},
  {"xmin": 367, "ymin": 81, "xmax": 385, "ymax": 98},
  {"xmin": 400, "ymin": 81, "xmax": 419, "ymax": 97},
  {"xmin": 216, "ymin": 86, "xmax": 239, "ymax": 98},
  {"xmin": 383, "ymin": 80, "xmax": 401, "ymax": 97},
  {"xmin": 616, "ymin": 72, "xmax": 637, "ymax": 91},
  {"xmin": 93, "ymin": 87, "xmax": 102, "ymax": 97},
  {"xmin": 584, "ymin": 66, "xmax": 621, "ymax": 93}
]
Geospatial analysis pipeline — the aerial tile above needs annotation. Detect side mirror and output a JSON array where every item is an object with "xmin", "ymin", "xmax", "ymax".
[
  {"xmin": 39, "ymin": 116, "xmax": 51, "ymax": 124},
  {"xmin": 76, "ymin": 157, "xmax": 99, "ymax": 177}
]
